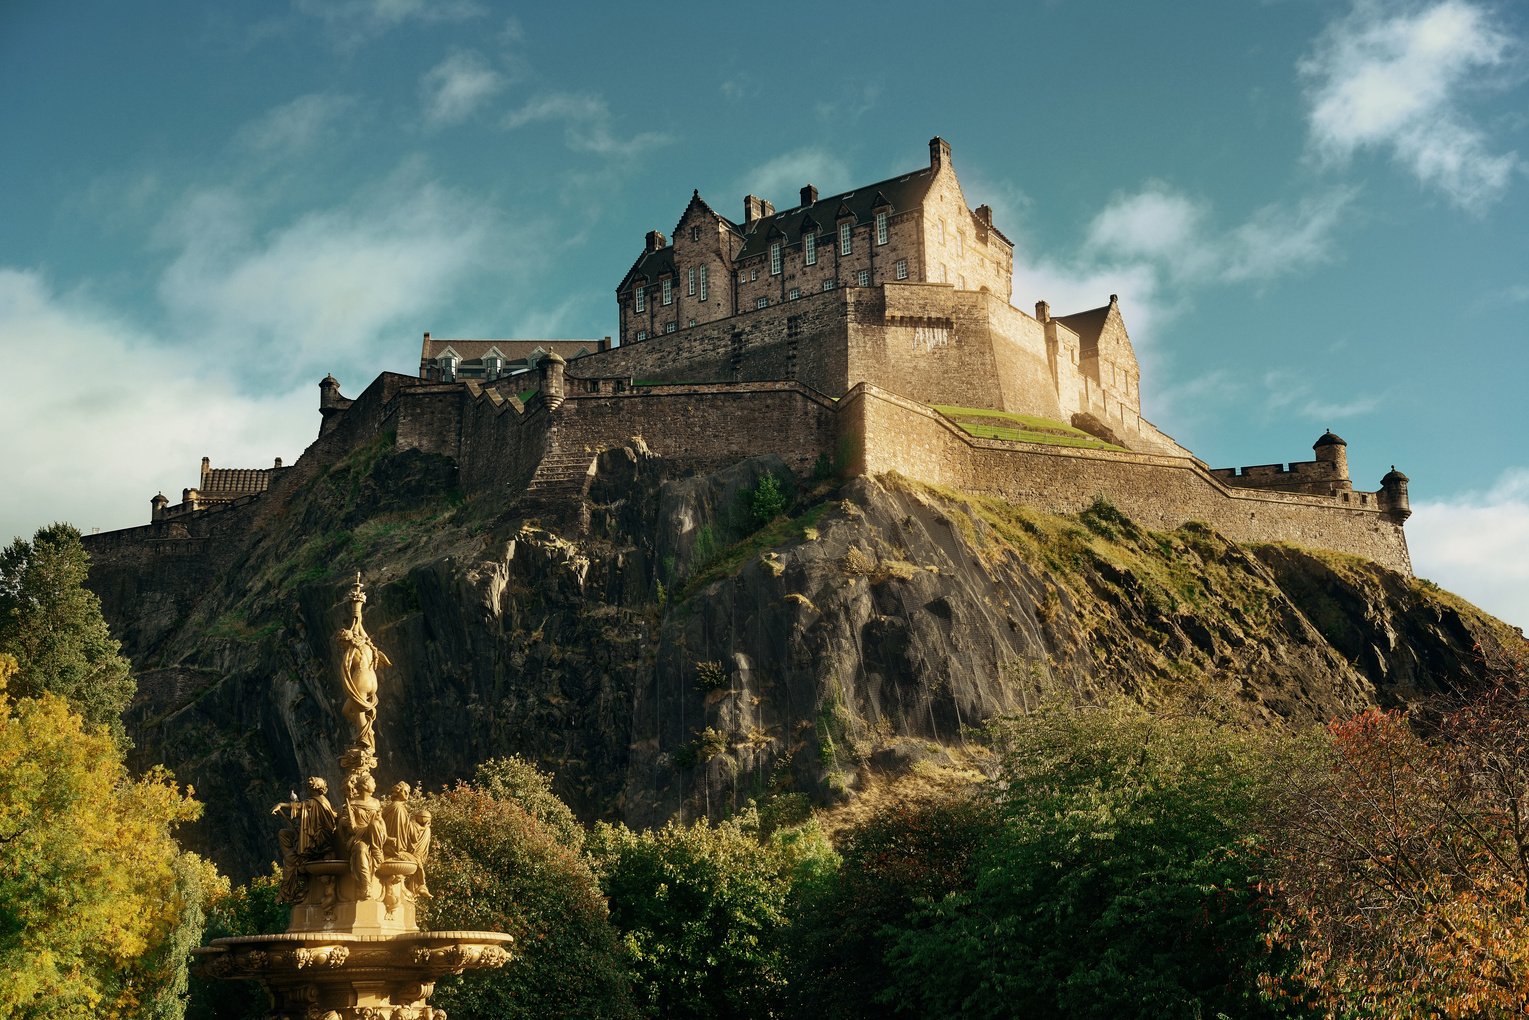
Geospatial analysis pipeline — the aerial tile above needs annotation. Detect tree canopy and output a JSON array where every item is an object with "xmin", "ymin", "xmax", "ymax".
[
  {"xmin": 0, "ymin": 523, "xmax": 135, "ymax": 741},
  {"xmin": 0, "ymin": 653, "xmax": 205, "ymax": 1019}
]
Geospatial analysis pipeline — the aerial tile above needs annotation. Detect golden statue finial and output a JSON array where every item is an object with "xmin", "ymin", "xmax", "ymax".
[{"xmin": 336, "ymin": 576, "xmax": 388, "ymax": 754}]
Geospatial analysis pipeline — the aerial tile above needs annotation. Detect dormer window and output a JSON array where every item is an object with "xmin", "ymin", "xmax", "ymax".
[
  {"xmin": 804, "ymin": 231, "xmax": 817, "ymax": 266},
  {"xmin": 875, "ymin": 210, "xmax": 888, "ymax": 245},
  {"xmin": 770, "ymin": 241, "xmax": 782, "ymax": 275},
  {"xmin": 635, "ymin": 286, "xmax": 645, "ymax": 313},
  {"xmin": 484, "ymin": 355, "xmax": 502, "ymax": 380},
  {"xmin": 662, "ymin": 278, "xmax": 672, "ymax": 305},
  {"xmin": 440, "ymin": 355, "xmax": 458, "ymax": 381},
  {"xmin": 839, "ymin": 222, "xmax": 852, "ymax": 255}
]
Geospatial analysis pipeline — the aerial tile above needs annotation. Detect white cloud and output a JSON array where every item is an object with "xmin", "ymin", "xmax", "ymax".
[
  {"xmin": 420, "ymin": 51, "xmax": 504, "ymax": 127},
  {"xmin": 1261, "ymin": 369, "xmax": 1384, "ymax": 421},
  {"xmin": 735, "ymin": 148, "xmax": 852, "ymax": 209},
  {"xmin": 0, "ymin": 270, "xmax": 316, "ymax": 544},
  {"xmin": 155, "ymin": 172, "xmax": 499, "ymax": 385},
  {"xmin": 1084, "ymin": 184, "xmax": 1206, "ymax": 262},
  {"xmin": 1300, "ymin": 0, "xmax": 1520, "ymax": 209},
  {"xmin": 502, "ymin": 93, "xmax": 669, "ymax": 157},
  {"xmin": 234, "ymin": 93, "xmax": 357, "ymax": 157},
  {"xmin": 294, "ymin": 0, "xmax": 485, "ymax": 48},
  {"xmin": 1409, "ymin": 468, "xmax": 1529, "ymax": 629}
]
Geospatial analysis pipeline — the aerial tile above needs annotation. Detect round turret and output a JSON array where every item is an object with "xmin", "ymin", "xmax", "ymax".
[
  {"xmin": 1312, "ymin": 429, "xmax": 1350, "ymax": 488},
  {"xmin": 151, "ymin": 491, "xmax": 168, "ymax": 522},
  {"xmin": 1380, "ymin": 465, "xmax": 1411, "ymax": 522},
  {"xmin": 539, "ymin": 350, "xmax": 567, "ymax": 410}
]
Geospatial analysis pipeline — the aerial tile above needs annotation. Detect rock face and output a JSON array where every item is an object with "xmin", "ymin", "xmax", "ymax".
[{"xmin": 89, "ymin": 441, "xmax": 1520, "ymax": 880}]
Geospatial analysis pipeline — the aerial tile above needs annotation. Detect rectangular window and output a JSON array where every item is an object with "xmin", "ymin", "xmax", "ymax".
[
  {"xmin": 787, "ymin": 316, "xmax": 802, "ymax": 337},
  {"xmin": 822, "ymin": 279, "xmax": 836, "ymax": 291},
  {"xmin": 690, "ymin": 225, "xmax": 700, "ymax": 241},
  {"xmin": 857, "ymin": 269, "xmax": 870, "ymax": 287},
  {"xmin": 750, "ymin": 267, "xmax": 759, "ymax": 282},
  {"xmin": 756, "ymin": 296, "xmax": 769, "ymax": 309},
  {"xmin": 788, "ymin": 288, "xmax": 800, "ymax": 300},
  {"xmin": 687, "ymin": 267, "xmax": 696, "ymax": 296},
  {"xmin": 875, "ymin": 210, "xmax": 888, "ymax": 245},
  {"xmin": 770, "ymin": 241, "xmax": 782, "ymax": 275},
  {"xmin": 635, "ymin": 329, "xmax": 647, "ymax": 341},
  {"xmin": 895, "ymin": 259, "xmax": 908, "ymax": 280},
  {"xmin": 804, "ymin": 232, "xmax": 817, "ymax": 266},
  {"xmin": 688, "ymin": 319, "xmax": 696, "ymax": 327},
  {"xmin": 634, "ymin": 286, "xmax": 645, "ymax": 313},
  {"xmin": 699, "ymin": 266, "xmax": 708, "ymax": 301},
  {"xmin": 665, "ymin": 321, "xmax": 677, "ymax": 333},
  {"xmin": 662, "ymin": 278, "xmax": 672, "ymax": 305},
  {"xmin": 838, "ymin": 222, "xmax": 851, "ymax": 255},
  {"xmin": 956, "ymin": 233, "xmax": 963, "ymax": 256}
]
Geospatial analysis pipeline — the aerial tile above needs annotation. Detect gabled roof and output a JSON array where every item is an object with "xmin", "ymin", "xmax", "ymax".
[
  {"xmin": 1053, "ymin": 304, "xmax": 1112, "ymax": 348},
  {"xmin": 615, "ymin": 245, "xmax": 677, "ymax": 296},
  {"xmin": 421, "ymin": 339, "xmax": 599, "ymax": 363},
  {"xmin": 672, "ymin": 189, "xmax": 740, "ymax": 237},
  {"xmin": 734, "ymin": 164, "xmax": 938, "ymax": 260}
]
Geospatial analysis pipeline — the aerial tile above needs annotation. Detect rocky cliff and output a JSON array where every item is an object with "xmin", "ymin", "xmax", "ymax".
[{"xmin": 88, "ymin": 439, "xmax": 1521, "ymax": 880}]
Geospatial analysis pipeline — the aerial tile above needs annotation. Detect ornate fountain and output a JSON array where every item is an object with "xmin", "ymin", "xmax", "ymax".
[{"xmin": 194, "ymin": 575, "xmax": 513, "ymax": 1019}]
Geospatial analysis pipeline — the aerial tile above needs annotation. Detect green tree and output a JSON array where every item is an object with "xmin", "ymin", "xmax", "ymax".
[
  {"xmin": 423, "ymin": 780, "xmax": 637, "ymax": 1020},
  {"xmin": 589, "ymin": 812, "xmax": 837, "ymax": 1020},
  {"xmin": 882, "ymin": 703, "xmax": 1311, "ymax": 1019},
  {"xmin": 0, "ymin": 523, "xmax": 135, "ymax": 741},
  {"xmin": 791, "ymin": 796, "xmax": 999, "ymax": 1019},
  {"xmin": 470, "ymin": 755, "xmax": 586, "ymax": 852},
  {"xmin": 750, "ymin": 474, "xmax": 787, "ymax": 527},
  {"xmin": 0, "ymin": 653, "xmax": 205, "ymax": 1018}
]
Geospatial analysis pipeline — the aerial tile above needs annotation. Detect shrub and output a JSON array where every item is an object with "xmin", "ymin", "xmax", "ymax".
[{"xmin": 750, "ymin": 475, "xmax": 787, "ymax": 527}]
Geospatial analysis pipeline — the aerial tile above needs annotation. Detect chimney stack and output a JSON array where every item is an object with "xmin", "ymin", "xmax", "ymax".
[
  {"xmin": 800, "ymin": 184, "xmax": 818, "ymax": 206},
  {"xmin": 1036, "ymin": 300, "xmax": 1050, "ymax": 322},
  {"xmin": 976, "ymin": 204, "xmax": 993, "ymax": 227},
  {"xmin": 645, "ymin": 230, "xmax": 667, "ymax": 252},
  {"xmin": 929, "ymin": 136, "xmax": 951, "ymax": 170}
]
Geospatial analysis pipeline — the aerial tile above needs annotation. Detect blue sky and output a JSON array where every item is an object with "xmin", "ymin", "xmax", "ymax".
[{"xmin": 2, "ymin": 0, "xmax": 1526, "ymax": 626}]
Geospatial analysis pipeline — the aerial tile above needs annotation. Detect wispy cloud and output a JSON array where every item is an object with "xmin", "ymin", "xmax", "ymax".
[
  {"xmin": 234, "ymin": 92, "xmax": 357, "ymax": 157},
  {"xmin": 502, "ymin": 92, "xmax": 669, "ymax": 157},
  {"xmin": 0, "ymin": 269, "xmax": 316, "ymax": 543},
  {"xmin": 734, "ymin": 148, "xmax": 852, "ymax": 207},
  {"xmin": 1409, "ymin": 467, "xmax": 1529, "ymax": 628},
  {"xmin": 155, "ymin": 170, "xmax": 501, "ymax": 384},
  {"xmin": 814, "ymin": 81, "xmax": 881, "ymax": 123},
  {"xmin": 1261, "ymin": 369, "xmax": 1384, "ymax": 421},
  {"xmin": 420, "ymin": 51, "xmax": 504, "ymax": 126},
  {"xmin": 1300, "ymin": 0, "xmax": 1521, "ymax": 210},
  {"xmin": 294, "ymin": 0, "xmax": 485, "ymax": 48}
]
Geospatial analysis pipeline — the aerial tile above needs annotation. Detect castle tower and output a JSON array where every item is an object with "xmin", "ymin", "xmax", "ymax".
[
  {"xmin": 540, "ymin": 350, "xmax": 567, "ymax": 410},
  {"xmin": 319, "ymin": 374, "xmax": 345, "ymax": 435},
  {"xmin": 1313, "ymin": 430, "xmax": 1351, "ymax": 492},
  {"xmin": 1380, "ymin": 466, "xmax": 1411, "ymax": 522},
  {"xmin": 151, "ymin": 492, "xmax": 168, "ymax": 522}
]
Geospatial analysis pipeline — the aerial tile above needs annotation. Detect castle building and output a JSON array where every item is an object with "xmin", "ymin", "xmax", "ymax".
[{"xmin": 108, "ymin": 136, "xmax": 1413, "ymax": 575}]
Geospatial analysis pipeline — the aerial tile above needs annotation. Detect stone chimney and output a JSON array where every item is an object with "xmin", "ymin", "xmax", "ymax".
[
  {"xmin": 645, "ymin": 230, "xmax": 667, "ymax": 252},
  {"xmin": 800, "ymin": 184, "xmax": 818, "ymax": 206},
  {"xmin": 539, "ymin": 350, "xmax": 567, "ymax": 410},
  {"xmin": 1035, "ymin": 300, "xmax": 1050, "ymax": 323},
  {"xmin": 200, "ymin": 457, "xmax": 211, "ymax": 488},
  {"xmin": 273, "ymin": 457, "xmax": 283, "ymax": 468},
  {"xmin": 976, "ymin": 204, "xmax": 993, "ymax": 228},
  {"xmin": 743, "ymin": 195, "xmax": 775, "ymax": 224},
  {"xmin": 929, "ymin": 136, "xmax": 951, "ymax": 170}
]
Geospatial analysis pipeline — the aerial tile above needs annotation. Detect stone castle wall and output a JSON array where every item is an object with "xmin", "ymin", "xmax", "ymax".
[{"xmin": 841, "ymin": 385, "xmax": 1412, "ymax": 573}]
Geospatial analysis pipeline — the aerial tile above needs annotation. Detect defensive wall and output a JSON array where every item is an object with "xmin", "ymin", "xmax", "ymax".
[{"xmin": 838, "ymin": 384, "xmax": 1412, "ymax": 574}]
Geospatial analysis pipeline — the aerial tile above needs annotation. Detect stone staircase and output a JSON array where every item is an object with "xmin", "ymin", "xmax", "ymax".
[{"xmin": 522, "ymin": 445, "xmax": 596, "ymax": 528}]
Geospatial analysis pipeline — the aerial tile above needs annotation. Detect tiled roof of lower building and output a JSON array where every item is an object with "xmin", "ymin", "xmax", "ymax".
[{"xmin": 421, "ymin": 339, "xmax": 602, "ymax": 362}]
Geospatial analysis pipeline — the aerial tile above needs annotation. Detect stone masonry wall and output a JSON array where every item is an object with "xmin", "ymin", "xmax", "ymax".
[
  {"xmin": 549, "ymin": 383, "xmax": 839, "ymax": 479},
  {"xmin": 841, "ymin": 385, "xmax": 1413, "ymax": 573}
]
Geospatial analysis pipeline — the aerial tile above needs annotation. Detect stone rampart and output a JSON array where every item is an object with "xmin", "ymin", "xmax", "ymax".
[{"xmin": 840, "ymin": 385, "xmax": 1412, "ymax": 573}]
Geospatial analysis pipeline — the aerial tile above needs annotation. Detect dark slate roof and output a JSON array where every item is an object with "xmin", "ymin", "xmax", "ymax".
[
  {"xmin": 616, "ymin": 245, "xmax": 678, "ymax": 295},
  {"xmin": 422, "ymin": 339, "xmax": 600, "ymax": 362},
  {"xmin": 735, "ymin": 166, "xmax": 937, "ymax": 260},
  {"xmin": 201, "ymin": 468, "xmax": 272, "ymax": 498},
  {"xmin": 1314, "ymin": 430, "xmax": 1347, "ymax": 448},
  {"xmin": 1053, "ymin": 303, "xmax": 1112, "ymax": 347},
  {"xmin": 1382, "ymin": 466, "xmax": 1409, "ymax": 483}
]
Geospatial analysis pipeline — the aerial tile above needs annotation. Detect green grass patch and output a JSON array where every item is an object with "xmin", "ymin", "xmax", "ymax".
[
  {"xmin": 517, "ymin": 388, "xmax": 539, "ymax": 404},
  {"xmin": 928, "ymin": 404, "xmax": 1125, "ymax": 451}
]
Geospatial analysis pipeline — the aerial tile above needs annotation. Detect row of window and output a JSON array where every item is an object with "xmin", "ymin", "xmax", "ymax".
[
  {"xmin": 633, "ymin": 264, "xmax": 707, "ymax": 313},
  {"xmin": 631, "ymin": 253, "xmax": 909, "ymax": 325},
  {"xmin": 768, "ymin": 211, "xmax": 889, "ymax": 276}
]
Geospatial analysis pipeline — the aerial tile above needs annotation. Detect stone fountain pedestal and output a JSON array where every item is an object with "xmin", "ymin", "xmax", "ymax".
[{"xmin": 193, "ymin": 575, "xmax": 514, "ymax": 1019}]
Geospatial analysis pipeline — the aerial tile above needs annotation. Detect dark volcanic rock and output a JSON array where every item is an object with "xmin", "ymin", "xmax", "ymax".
[{"xmin": 92, "ymin": 443, "xmax": 1520, "ymax": 880}]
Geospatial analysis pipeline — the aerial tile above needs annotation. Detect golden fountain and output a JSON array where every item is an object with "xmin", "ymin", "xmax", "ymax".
[{"xmin": 194, "ymin": 574, "xmax": 512, "ymax": 1019}]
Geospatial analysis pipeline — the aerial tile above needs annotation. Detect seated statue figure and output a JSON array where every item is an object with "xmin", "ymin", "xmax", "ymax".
[
  {"xmin": 381, "ymin": 782, "xmax": 433, "ymax": 900},
  {"xmin": 271, "ymin": 777, "xmax": 337, "ymax": 902},
  {"xmin": 339, "ymin": 774, "xmax": 388, "ymax": 901}
]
